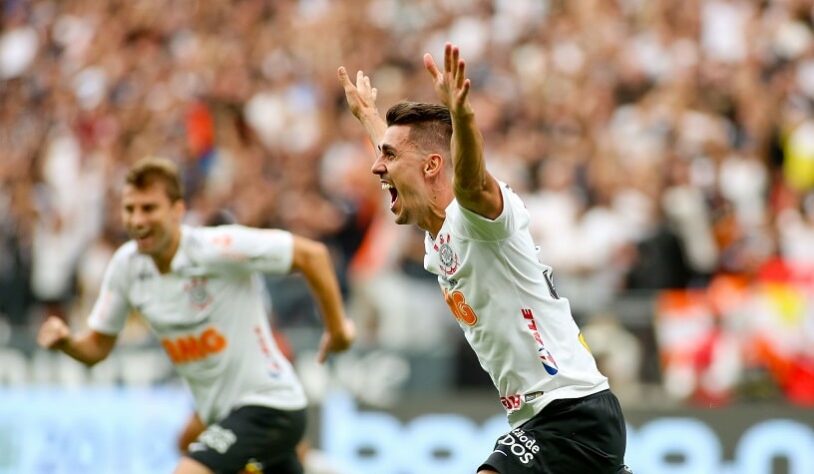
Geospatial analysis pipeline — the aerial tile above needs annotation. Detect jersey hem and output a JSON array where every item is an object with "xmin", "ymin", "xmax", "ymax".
[{"xmin": 507, "ymin": 380, "xmax": 611, "ymax": 428}]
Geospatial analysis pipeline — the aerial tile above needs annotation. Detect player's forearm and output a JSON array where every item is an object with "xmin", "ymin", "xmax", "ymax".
[
  {"xmin": 56, "ymin": 331, "xmax": 115, "ymax": 367},
  {"xmin": 304, "ymin": 257, "xmax": 349, "ymax": 338},
  {"xmin": 291, "ymin": 239, "xmax": 351, "ymax": 341},
  {"xmin": 450, "ymin": 112, "xmax": 488, "ymax": 194},
  {"xmin": 307, "ymin": 272, "xmax": 349, "ymax": 340},
  {"xmin": 357, "ymin": 110, "xmax": 388, "ymax": 153}
]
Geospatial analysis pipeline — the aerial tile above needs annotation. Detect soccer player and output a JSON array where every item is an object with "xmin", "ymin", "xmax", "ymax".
[
  {"xmin": 338, "ymin": 44, "xmax": 631, "ymax": 473},
  {"xmin": 37, "ymin": 157, "xmax": 355, "ymax": 474}
]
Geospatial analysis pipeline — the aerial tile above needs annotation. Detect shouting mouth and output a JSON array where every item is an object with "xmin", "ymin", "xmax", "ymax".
[{"xmin": 382, "ymin": 182, "xmax": 399, "ymax": 211}]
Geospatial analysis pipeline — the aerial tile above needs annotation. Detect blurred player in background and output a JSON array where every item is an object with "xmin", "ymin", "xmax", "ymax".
[
  {"xmin": 37, "ymin": 157, "xmax": 355, "ymax": 474},
  {"xmin": 339, "ymin": 43, "xmax": 630, "ymax": 473}
]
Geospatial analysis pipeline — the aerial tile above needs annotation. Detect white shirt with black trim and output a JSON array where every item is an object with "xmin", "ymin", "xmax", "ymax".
[
  {"xmin": 88, "ymin": 225, "xmax": 307, "ymax": 424},
  {"xmin": 424, "ymin": 182, "xmax": 609, "ymax": 428}
]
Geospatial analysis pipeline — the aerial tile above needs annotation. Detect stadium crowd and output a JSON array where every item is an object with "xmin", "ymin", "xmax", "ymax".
[{"xmin": 2, "ymin": 0, "xmax": 814, "ymax": 405}]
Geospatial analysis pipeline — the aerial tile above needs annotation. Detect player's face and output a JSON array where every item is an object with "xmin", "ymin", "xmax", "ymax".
[
  {"xmin": 372, "ymin": 125, "xmax": 432, "ymax": 226},
  {"xmin": 121, "ymin": 182, "xmax": 184, "ymax": 259}
]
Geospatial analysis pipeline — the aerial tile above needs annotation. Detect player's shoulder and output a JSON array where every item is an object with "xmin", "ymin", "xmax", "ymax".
[
  {"xmin": 448, "ymin": 180, "xmax": 528, "ymax": 230},
  {"xmin": 498, "ymin": 180, "xmax": 527, "ymax": 209},
  {"xmin": 105, "ymin": 241, "xmax": 150, "ymax": 281},
  {"xmin": 110, "ymin": 240, "xmax": 140, "ymax": 265},
  {"xmin": 173, "ymin": 225, "xmax": 221, "ymax": 262}
]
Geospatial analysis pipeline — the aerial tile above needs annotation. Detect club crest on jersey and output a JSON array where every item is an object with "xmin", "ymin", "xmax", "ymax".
[
  {"xmin": 433, "ymin": 233, "xmax": 459, "ymax": 276},
  {"xmin": 184, "ymin": 277, "xmax": 212, "ymax": 310}
]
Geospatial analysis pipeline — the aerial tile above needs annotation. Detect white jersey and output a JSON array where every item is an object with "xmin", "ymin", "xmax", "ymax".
[
  {"xmin": 424, "ymin": 183, "xmax": 608, "ymax": 428},
  {"xmin": 88, "ymin": 225, "xmax": 307, "ymax": 424}
]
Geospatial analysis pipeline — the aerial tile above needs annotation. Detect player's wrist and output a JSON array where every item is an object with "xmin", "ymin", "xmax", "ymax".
[
  {"xmin": 330, "ymin": 322, "xmax": 354, "ymax": 347},
  {"xmin": 358, "ymin": 108, "xmax": 380, "ymax": 121},
  {"xmin": 51, "ymin": 336, "xmax": 71, "ymax": 352},
  {"xmin": 451, "ymin": 107, "xmax": 475, "ymax": 121}
]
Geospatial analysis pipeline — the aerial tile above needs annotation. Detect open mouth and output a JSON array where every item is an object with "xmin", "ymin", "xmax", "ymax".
[
  {"xmin": 133, "ymin": 229, "xmax": 153, "ymax": 247},
  {"xmin": 382, "ymin": 182, "xmax": 399, "ymax": 210}
]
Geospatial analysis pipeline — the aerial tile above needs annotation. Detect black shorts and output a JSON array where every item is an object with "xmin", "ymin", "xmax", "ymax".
[
  {"xmin": 479, "ymin": 389, "xmax": 631, "ymax": 474},
  {"xmin": 187, "ymin": 405, "xmax": 306, "ymax": 474}
]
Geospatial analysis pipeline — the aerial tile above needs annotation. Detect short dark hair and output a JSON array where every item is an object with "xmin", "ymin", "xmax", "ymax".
[
  {"xmin": 386, "ymin": 102, "xmax": 452, "ymax": 154},
  {"xmin": 125, "ymin": 157, "xmax": 184, "ymax": 202}
]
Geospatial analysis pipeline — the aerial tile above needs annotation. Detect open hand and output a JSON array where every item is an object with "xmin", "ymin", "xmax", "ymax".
[
  {"xmin": 424, "ymin": 42, "xmax": 473, "ymax": 117},
  {"xmin": 337, "ymin": 67, "xmax": 379, "ymax": 120}
]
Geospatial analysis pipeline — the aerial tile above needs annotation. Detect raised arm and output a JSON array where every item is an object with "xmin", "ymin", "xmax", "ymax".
[
  {"xmin": 424, "ymin": 43, "xmax": 503, "ymax": 219},
  {"xmin": 338, "ymin": 66, "xmax": 388, "ymax": 152},
  {"xmin": 290, "ymin": 235, "xmax": 355, "ymax": 363},
  {"xmin": 37, "ymin": 316, "xmax": 117, "ymax": 367}
]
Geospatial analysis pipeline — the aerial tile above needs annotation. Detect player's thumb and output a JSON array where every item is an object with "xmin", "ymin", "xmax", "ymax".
[
  {"xmin": 38, "ymin": 317, "xmax": 65, "ymax": 347},
  {"xmin": 337, "ymin": 66, "xmax": 350, "ymax": 86},
  {"xmin": 316, "ymin": 338, "xmax": 329, "ymax": 364}
]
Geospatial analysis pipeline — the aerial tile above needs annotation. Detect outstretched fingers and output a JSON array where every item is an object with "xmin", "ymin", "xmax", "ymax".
[
  {"xmin": 426, "ymin": 42, "xmax": 473, "ymax": 112},
  {"xmin": 356, "ymin": 70, "xmax": 366, "ymax": 92},
  {"xmin": 359, "ymin": 72, "xmax": 377, "ymax": 100},
  {"xmin": 445, "ymin": 43, "xmax": 454, "ymax": 75},
  {"xmin": 424, "ymin": 53, "xmax": 441, "ymax": 80},
  {"xmin": 457, "ymin": 78, "xmax": 471, "ymax": 105},
  {"xmin": 337, "ymin": 66, "xmax": 349, "ymax": 85},
  {"xmin": 337, "ymin": 66, "xmax": 355, "ymax": 92},
  {"xmin": 339, "ymin": 66, "xmax": 379, "ymax": 117},
  {"xmin": 456, "ymin": 58, "xmax": 466, "ymax": 90}
]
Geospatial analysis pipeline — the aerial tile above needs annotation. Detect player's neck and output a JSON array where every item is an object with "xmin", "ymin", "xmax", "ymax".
[
  {"xmin": 421, "ymin": 213, "xmax": 445, "ymax": 239},
  {"xmin": 153, "ymin": 228, "xmax": 181, "ymax": 274},
  {"xmin": 421, "ymin": 193, "xmax": 453, "ymax": 238}
]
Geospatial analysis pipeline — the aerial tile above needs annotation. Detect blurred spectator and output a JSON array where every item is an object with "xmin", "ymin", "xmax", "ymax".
[{"xmin": 5, "ymin": 0, "xmax": 814, "ymax": 405}]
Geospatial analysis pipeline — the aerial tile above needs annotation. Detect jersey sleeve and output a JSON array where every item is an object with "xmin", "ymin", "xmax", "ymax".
[
  {"xmin": 87, "ymin": 247, "xmax": 133, "ymax": 335},
  {"xmin": 192, "ymin": 225, "xmax": 294, "ymax": 275},
  {"xmin": 453, "ymin": 182, "xmax": 528, "ymax": 241}
]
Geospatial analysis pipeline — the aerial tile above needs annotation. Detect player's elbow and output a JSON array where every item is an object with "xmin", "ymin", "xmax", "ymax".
[
  {"xmin": 454, "ymin": 184, "xmax": 487, "ymax": 202},
  {"xmin": 291, "ymin": 236, "xmax": 331, "ymax": 275},
  {"xmin": 82, "ymin": 349, "xmax": 111, "ymax": 368},
  {"xmin": 83, "ymin": 356, "xmax": 104, "ymax": 368},
  {"xmin": 79, "ymin": 331, "xmax": 117, "ymax": 367}
]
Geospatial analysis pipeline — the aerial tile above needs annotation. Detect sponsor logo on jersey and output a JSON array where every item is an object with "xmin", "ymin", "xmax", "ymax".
[
  {"xmin": 254, "ymin": 325, "xmax": 283, "ymax": 378},
  {"xmin": 161, "ymin": 326, "xmax": 227, "ymax": 364},
  {"xmin": 443, "ymin": 289, "xmax": 478, "ymax": 326},
  {"xmin": 211, "ymin": 234, "xmax": 233, "ymax": 248},
  {"xmin": 494, "ymin": 428, "xmax": 540, "ymax": 465},
  {"xmin": 523, "ymin": 391, "xmax": 544, "ymax": 403},
  {"xmin": 521, "ymin": 309, "xmax": 559, "ymax": 375},
  {"xmin": 499, "ymin": 391, "xmax": 545, "ymax": 413},
  {"xmin": 500, "ymin": 394, "xmax": 522, "ymax": 412},
  {"xmin": 433, "ymin": 233, "xmax": 459, "ymax": 276}
]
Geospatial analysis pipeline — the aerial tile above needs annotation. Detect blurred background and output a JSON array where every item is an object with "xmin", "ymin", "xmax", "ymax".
[{"xmin": 2, "ymin": 0, "xmax": 814, "ymax": 472}]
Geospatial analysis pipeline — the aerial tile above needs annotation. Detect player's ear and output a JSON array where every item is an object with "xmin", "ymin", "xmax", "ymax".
[
  {"xmin": 424, "ymin": 154, "xmax": 444, "ymax": 178},
  {"xmin": 172, "ymin": 199, "xmax": 186, "ymax": 219}
]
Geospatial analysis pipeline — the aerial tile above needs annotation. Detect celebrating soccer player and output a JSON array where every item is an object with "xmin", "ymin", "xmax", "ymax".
[
  {"xmin": 338, "ymin": 43, "xmax": 631, "ymax": 474},
  {"xmin": 37, "ymin": 157, "xmax": 355, "ymax": 474}
]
